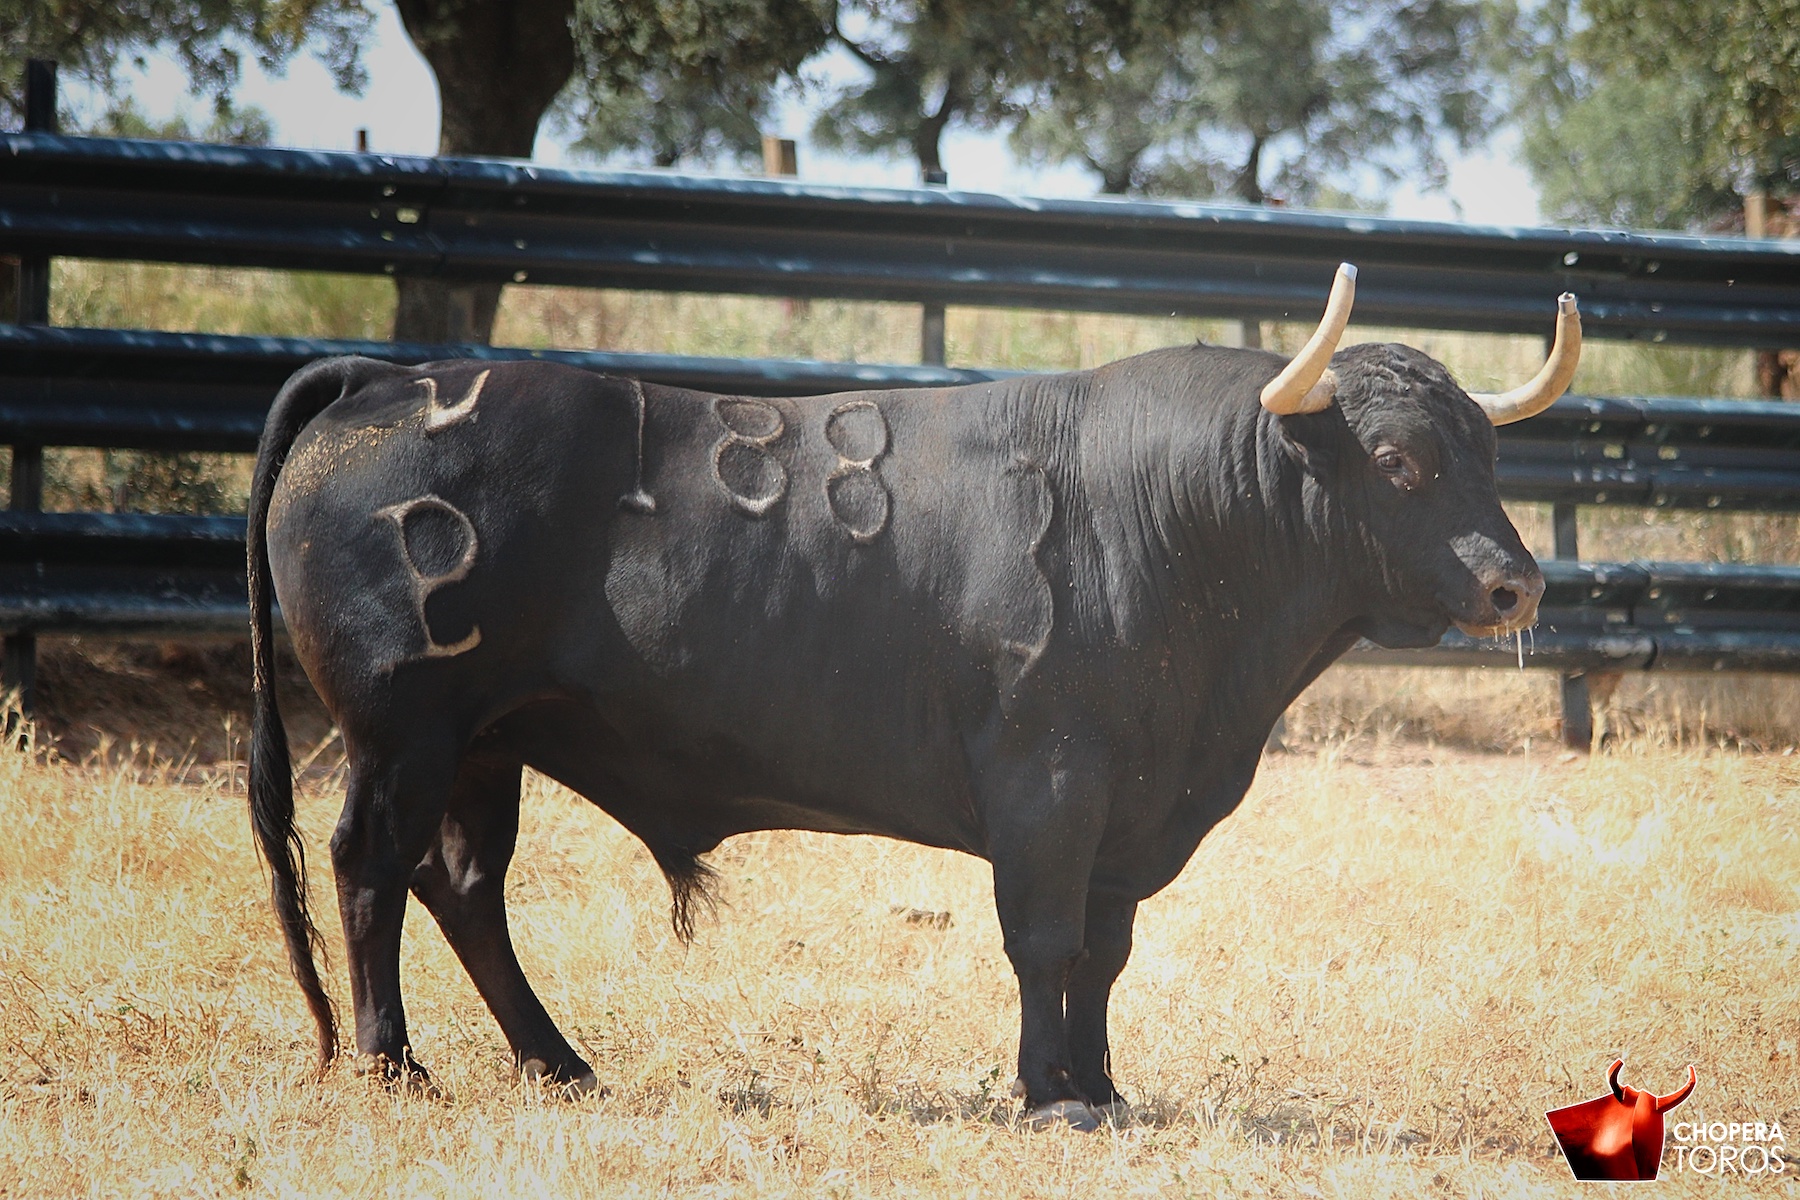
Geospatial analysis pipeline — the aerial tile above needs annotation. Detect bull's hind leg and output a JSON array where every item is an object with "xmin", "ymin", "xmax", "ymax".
[
  {"xmin": 410, "ymin": 740, "xmax": 597, "ymax": 1092},
  {"xmin": 331, "ymin": 731, "xmax": 461, "ymax": 1085}
]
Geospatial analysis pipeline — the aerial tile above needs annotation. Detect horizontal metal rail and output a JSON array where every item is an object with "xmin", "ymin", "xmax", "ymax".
[
  {"xmin": 3, "ymin": 513, "xmax": 1798, "ymax": 671},
  {"xmin": 8, "ymin": 133, "xmax": 1800, "ymax": 345},
  {"xmin": 1503, "ymin": 394, "xmax": 1800, "ymax": 511},
  {"xmin": 5, "ymin": 130, "xmax": 1800, "ymax": 709},
  {"xmin": 0, "ymin": 324, "xmax": 1014, "ymax": 452},
  {"xmin": 5, "ymin": 324, "xmax": 1800, "ymax": 511},
  {"xmin": 1358, "ymin": 628, "xmax": 1800, "ymax": 673}
]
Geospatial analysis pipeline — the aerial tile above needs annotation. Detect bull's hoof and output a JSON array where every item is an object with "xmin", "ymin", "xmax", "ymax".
[
  {"xmin": 1092, "ymin": 1099, "xmax": 1131, "ymax": 1126},
  {"xmin": 1023, "ymin": 1099, "xmax": 1103, "ymax": 1132},
  {"xmin": 353, "ymin": 1052, "xmax": 440, "ymax": 1097},
  {"xmin": 521, "ymin": 1058, "xmax": 606, "ymax": 1099}
]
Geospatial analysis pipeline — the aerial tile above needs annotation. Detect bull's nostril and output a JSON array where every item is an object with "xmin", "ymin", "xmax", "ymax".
[{"xmin": 1492, "ymin": 587, "xmax": 1519, "ymax": 613}]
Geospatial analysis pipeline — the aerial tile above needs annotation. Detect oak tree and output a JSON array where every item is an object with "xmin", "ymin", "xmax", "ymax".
[
  {"xmin": 392, "ymin": 0, "xmax": 829, "ymax": 340},
  {"xmin": 557, "ymin": 0, "xmax": 829, "ymax": 171},
  {"xmin": 1011, "ymin": 0, "xmax": 1490, "ymax": 207},
  {"xmin": 1509, "ymin": 0, "xmax": 1800, "ymax": 230},
  {"xmin": 814, "ymin": 0, "xmax": 1200, "ymax": 184},
  {"xmin": 0, "ymin": 0, "xmax": 372, "ymax": 128}
]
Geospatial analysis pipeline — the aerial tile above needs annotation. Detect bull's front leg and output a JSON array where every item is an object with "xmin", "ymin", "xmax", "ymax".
[
  {"xmin": 979, "ymin": 732, "xmax": 1109, "ymax": 1131},
  {"xmin": 1065, "ymin": 889, "xmax": 1137, "ymax": 1113}
]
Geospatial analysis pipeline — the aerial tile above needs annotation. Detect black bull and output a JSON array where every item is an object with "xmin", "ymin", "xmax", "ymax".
[{"xmin": 248, "ymin": 339, "xmax": 1544, "ymax": 1125}]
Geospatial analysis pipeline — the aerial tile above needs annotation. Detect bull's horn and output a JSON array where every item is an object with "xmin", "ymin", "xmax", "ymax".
[
  {"xmin": 1654, "ymin": 1066, "xmax": 1697, "ymax": 1112},
  {"xmin": 1260, "ymin": 262, "xmax": 1357, "ymax": 416},
  {"xmin": 1607, "ymin": 1059, "xmax": 1627, "ymax": 1102},
  {"xmin": 1470, "ymin": 293, "xmax": 1582, "ymax": 425}
]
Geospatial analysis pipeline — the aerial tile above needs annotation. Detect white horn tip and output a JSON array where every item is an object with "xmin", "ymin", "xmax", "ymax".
[
  {"xmin": 1338, "ymin": 262, "xmax": 1358, "ymax": 282},
  {"xmin": 1558, "ymin": 292, "xmax": 1578, "ymax": 315}
]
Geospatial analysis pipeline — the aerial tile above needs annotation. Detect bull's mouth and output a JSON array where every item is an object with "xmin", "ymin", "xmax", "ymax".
[
  {"xmin": 1453, "ymin": 615, "xmax": 1537, "ymax": 638},
  {"xmin": 1351, "ymin": 607, "xmax": 1451, "ymax": 650}
]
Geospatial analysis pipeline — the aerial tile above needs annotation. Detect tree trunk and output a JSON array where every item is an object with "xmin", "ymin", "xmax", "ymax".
[
  {"xmin": 913, "ymin": 109, "xmax": 951, "ymax": 179},
  {"xmin": 391, "ymin": 0, "xmax": 577, "ymax": 343},
  {"xmin": 1096, "ymin": 157, "xmax": 1134, "ymax": 195},
  {"xmin": 1231, "ymin": 134, "xmax": 1265, "ymax": 205},
  {"xmin": 912, "ymin": 72, "xmax": 965, "ymax": 182}
]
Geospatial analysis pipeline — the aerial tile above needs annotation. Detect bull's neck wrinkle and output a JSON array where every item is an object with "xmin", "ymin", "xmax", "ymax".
[{"xmin": 1142, "ymin": 394, "xmax": 1358, "ymax": 709}]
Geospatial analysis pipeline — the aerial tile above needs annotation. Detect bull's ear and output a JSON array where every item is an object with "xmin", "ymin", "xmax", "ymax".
[{"xmin": 1276, "ymin": 409, "xmax": 1342, "ymax": 478}]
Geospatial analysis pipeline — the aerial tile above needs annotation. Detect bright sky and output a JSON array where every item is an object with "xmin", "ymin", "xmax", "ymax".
[{"xmin": 79, "ymin": 3, "xmax": 1545, "ymax": 227}]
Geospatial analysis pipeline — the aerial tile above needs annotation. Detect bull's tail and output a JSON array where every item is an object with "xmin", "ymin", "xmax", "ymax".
[{"xmin": 247, "ymin": 356, "xmax": 389, "ymax": 1069}]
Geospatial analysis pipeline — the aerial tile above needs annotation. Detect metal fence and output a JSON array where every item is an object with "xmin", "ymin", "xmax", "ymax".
[{"xmin": 5, "ymin": 99, "xmax": 1800, "ymax": 746}]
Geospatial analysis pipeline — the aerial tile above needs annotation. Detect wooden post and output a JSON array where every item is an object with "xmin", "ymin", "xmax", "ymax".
[
  {"xmin": 1748, "ymin": 191, "xmax": 1796, "ymax": 398},
  {"xmin": 1746, "ymin": 189, "xmax": 1768, "ymax": 238},
  {"xmin": 762, "ymin": 137, "xmax": 807, "ymax": 321},
  {"xmin": 761, "ymin": 136, "xmax": 797, "ymax": 178},
  {"xmin": 4, "ymin": 59, "xmax": 54, "ymax": 718},
  {"xmin": 920, "ymin": 303, "xmax": 946, "ymax": 366}
]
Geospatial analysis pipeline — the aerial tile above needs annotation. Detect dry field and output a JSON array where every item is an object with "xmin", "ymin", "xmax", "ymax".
[
  {"xmin": 2, "ymin": 652, "xmax": 1797, "ymax": 1198},
  {"xmin": 0, "ymin": 261, "xmax": 1794, "ymax": 1196}
]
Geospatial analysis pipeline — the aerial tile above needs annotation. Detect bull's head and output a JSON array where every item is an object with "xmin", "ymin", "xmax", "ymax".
[
  {"xmin": 1546, "ymin": 1058, "xmax": 1698, "ymax": 1180},
  {"xmin": 1261, "ymin": 264, "xmax": 1579, "ymax": 648}
]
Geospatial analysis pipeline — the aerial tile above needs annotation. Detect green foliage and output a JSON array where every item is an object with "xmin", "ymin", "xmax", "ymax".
[
  {"xmin": 1011, "ymin": 46, "xmax": 1213, "ymax": 195},
  {"xmin": 1507, "ymin": 0, "xmax": 1800, "ymax": 229},
  {"xmin": 813, "ymin": 1, "xmax": 1020, "ymax": 175},
  {"xmin": 0, "ymin": 443, "xmax": 247, "ymax": 516},
  {"xmin": 84, "ymin": 94, "xmax": 275, "ymax": 145},
  {"xmin": 1521, "ymin": 73, "xmax": 1750, "ymax": 229},
  {"xmin": 0, "ymin": 0, "xmax": 372, "ymax": 128},
  {"xmin": 815, "ymin": 0, "xmax": 1211, "ymax": 179},
  {"xmin": 571, "ymin": 0, "xmax": 831, "ymax": 109},
  {"xmin": 1012, "ymin": 0, "xmax": 1492, "ymax": 205},
  {"xmin": 1584, "ymin": 0, "xmax": 1800, "ymax": 167},
  {"xmin": 558, "ymin": 66, "xmax": 775, "ymax": 170},
  {"xmin": 545, "ymin": 0, "xmax": 831, "ymax": 174}
]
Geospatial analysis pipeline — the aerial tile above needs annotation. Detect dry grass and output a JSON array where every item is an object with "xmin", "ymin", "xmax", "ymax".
[
  {"xmin": 1291, "ymin": 665, "xmax": 1800, "ymax": 755},
  {"xmin": 4, "ymin": 262, "xmax": 1795, "ymax": 1193},
  {"xmin": 2, "ymin": 663, "xmax": 1797, "ymax": 1197}
]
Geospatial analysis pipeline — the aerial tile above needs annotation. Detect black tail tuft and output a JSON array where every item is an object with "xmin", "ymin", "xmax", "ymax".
[
  {"xmin": 650, "ymin": 847, "xmax": 720, "ymax": 944},
  {"xmin": 246, "ymin": 356, "xmax": 391, "ymax": 1069}
]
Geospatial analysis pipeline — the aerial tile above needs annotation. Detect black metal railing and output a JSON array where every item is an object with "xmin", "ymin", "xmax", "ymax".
[
  {"xmin": 4, "ymin": 324, "xmax": 1799, "ymax": 669},
  {"xmin": 7, "ymin": 130, "xmax": 1800, "ymax": 343},
  {"xmin": 6, "ymin": 88, "xmax": 1800, "ymax": 745}
]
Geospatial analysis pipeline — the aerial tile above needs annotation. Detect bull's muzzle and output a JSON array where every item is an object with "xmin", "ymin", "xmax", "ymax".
[{"xmin": 1453, "ymin": 567, "xmax": 1546, "ymax": 638}]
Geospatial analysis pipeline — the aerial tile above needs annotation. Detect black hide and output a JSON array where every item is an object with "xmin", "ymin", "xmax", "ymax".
[{"xmin": 248, "ymin": 342, "xmax": 1542, "ymax": 1111}]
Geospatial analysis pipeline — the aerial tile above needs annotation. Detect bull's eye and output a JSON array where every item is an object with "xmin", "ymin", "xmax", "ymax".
[{"xmin": 1372, "ymin": 446, "xmax": 1419, "ymax": 490}]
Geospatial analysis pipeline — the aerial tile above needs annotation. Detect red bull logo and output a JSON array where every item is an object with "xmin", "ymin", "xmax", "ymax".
[{"xmin": 1546, "ymin": 1059, "xmax": 1697, "ymax": 1181}]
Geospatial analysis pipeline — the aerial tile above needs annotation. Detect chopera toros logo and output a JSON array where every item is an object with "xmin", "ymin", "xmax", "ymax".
[{"xmin": 1546, "ymin": 1059, "xmax": 1697, "ymax": 1181}]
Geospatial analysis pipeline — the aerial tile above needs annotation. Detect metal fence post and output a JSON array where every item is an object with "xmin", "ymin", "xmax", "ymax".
[
  {"xmin": 763, "ymin": 137, "xmax": 810, "ymax": 323},
  {"xmin": 4, "ymin": 58, "xmax": 55, "ymax": 716},
  {"xmin": 1553, "ymin": 500, "xmax": 1592, "ymax": 750},
  {"xmin": 920, "ymin": 168, "xmax": 948, "ymax": 366}
]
